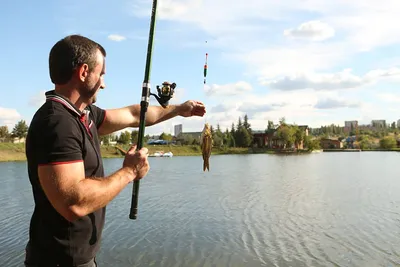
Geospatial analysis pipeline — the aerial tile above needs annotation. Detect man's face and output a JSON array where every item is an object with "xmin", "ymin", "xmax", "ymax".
[{"xmin": 79, "ymin": 49, "xmax": 106, "ymax": 104}]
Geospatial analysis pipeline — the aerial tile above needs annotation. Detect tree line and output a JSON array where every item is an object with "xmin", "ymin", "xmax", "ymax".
[
  {"xmin": 4, "ymin": 117, "xmax": 398, "ymax": 151},
  {"xmin": 0, "ymin": 120, "xmax": 29, "ymax": 142},
  {"xmin": 100, "ymin": 115, "xmax": 255, "ymax": 148}
]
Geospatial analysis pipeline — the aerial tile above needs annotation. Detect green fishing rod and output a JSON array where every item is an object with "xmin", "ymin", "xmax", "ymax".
[{"xmin": 130, "ymin": 0, "xmax": 176, "ymax": 220}]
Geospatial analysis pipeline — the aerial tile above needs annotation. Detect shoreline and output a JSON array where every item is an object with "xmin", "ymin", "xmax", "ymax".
[{"xmin": 0, "ymin": 143, "xmax": 399, "ymax": 162}]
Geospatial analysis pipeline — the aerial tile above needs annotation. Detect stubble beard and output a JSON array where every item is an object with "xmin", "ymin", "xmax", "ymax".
[{"xmin": 80, "ymin": 79, "xmax": 98, "ymax": 105}]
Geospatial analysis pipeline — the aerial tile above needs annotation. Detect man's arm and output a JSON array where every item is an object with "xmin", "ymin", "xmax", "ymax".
[
  {"xmin": 39, "ymin": 161, "xmax": 134, "ymax": 222},
  {"xmin": 98, "ymin": 100, "xmax": 206, "ymax": 136}
]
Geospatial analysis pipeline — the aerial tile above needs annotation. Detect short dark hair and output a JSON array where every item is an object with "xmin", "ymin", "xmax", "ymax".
[{"xmin": 49, "ymin": 34, "xmax": 106, "ymax": 85}]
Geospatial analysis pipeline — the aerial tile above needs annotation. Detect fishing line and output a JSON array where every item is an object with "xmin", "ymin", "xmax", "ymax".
[{"xmin": 203, "ymin": 41, "xmax": 209, "ymax": 124}]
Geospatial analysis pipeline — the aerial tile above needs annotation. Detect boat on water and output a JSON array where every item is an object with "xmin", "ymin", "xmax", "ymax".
[{"xmin": 150, "ymin": 151, "xmax": 173, "ymax": 157}]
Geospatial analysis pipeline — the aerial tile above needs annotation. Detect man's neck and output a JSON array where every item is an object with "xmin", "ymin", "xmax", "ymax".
[{"xmin": 54, "ymin": 85, "xmax": 88, "ymax": 112}]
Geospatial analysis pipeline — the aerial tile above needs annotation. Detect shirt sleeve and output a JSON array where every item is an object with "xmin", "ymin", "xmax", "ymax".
[
  {"xmin": 88, "ymin": 105, "xmax": 106, "ymax": 129},
  {"xmin": 36, "ymin": 115, "xmax": 84, "ymax": 165}
]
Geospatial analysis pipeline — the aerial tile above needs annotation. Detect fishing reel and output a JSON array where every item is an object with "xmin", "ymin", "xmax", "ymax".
[{"xmin": 150, "ymin": 81, "xmax": 176, "ymax": 108}]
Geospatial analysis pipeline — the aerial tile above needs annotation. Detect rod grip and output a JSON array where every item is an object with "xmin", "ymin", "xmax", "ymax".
[{"xmin": 129, "ymin": 180, "xmax": 140, "ymax": 220}]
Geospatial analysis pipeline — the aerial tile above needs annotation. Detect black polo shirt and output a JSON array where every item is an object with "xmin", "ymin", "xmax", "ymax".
[{"xmin": 25, "ymin": 90, "xmax": 107, "ymax": 266}]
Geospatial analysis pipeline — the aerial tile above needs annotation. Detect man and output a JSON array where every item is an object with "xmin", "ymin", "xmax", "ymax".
[{"xmin": 24, "ymin": 34, "xmax": 206, "ymax": 267}]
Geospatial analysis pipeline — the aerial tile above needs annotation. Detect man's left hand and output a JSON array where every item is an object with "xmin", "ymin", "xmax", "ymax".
[{"xmin": 179, "ymin": 100, "xmax": 206, "ymax": 117}]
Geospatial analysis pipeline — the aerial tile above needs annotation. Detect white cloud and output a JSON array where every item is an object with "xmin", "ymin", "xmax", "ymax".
[
  {"xmin": 211, "ymin": 103, "xmax": 235, "ymax": 113},
  {"xmin": 197, "ymin": 86, "xmax": 331, "ymax": 130},
  {"xmin": 232, "ymin": 43, "xmax": 350, "ymax": 80},
  {"xmin": 377, "ymin": 93, "xmax": 400, "ymax": 103},
  {"xmin": 284, "ymin": 20, "xmax": 335, "ymax": 41},
  {"xmin": 108, "ymin": 34, "xmax": 127, "ymax": 42},
  {"xmin": 262, "ymin": 68, "xmax": 400, "ymax": 91},
  {"xmin": 237, "ymin": 103, "xmax": 275, "ymax": 114},
  {"xmin": 129, "ymin": 0, "xmax": 400, "ymax": 81},
  {"xmin": 204, "ymin": 81, "xmax": 252, "ymax": 96},
  {"xmin": 126, "ymin": 0, "xmax": 400, "ymax": 131},
  {"xmin": 0, "ymin": 107, "xmax": 22, "ymax": 130},
  {"xmin": 314, "ymin": 98, "xmax": 362, "ymax": 109}
]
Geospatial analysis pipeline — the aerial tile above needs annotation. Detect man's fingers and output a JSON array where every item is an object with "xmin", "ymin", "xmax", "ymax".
[
  {"xmin": 193, "ymin": 108, "xmax": 206, "ymax": 116},
  {"xmin": 140, "ymin": 147, "xmax": 149, "ymax": 156},
  {"xmin": 127, "ymin": 144, "xmax": 137, "ymax": 154},
  {"xmin": 195, "ymin": 100, "xmax": 204, "ymax": 106}
]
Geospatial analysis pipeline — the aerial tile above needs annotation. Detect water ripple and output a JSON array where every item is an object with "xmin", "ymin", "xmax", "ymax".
[{"xmin": 2, "ymin": 154, "xmax": 400, "ymax": 266}]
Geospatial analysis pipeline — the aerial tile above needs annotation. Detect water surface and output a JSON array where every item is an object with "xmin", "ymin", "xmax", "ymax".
[{"xmin": 1, "ymin": 152, "xmax": 400, "ymax": 266}]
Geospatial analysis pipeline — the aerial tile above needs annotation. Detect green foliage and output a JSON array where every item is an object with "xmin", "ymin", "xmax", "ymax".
[
  {"xmin": 309, "ymin": 124, "xmax": 344, "ymax": 136},
  {"xmin": 359, "ymin": 135, "xmax": 374, "ymax": 149},
  {"xmin": 379, "ymin": 136, "xmax": 397, "ymax": 149},
  {"xmin": 100, "ymin": 135, "xmax": 110, "ymax": 145},
  {"xmin": 118, "ymin": 131, "xmax": 131, "ymax": 144},
  {"xmin": 235, "ymin": 126, "xmax": 252, "ymax": 147},
  {"xmin": 131, "ymin": 130, "xmax": 139, "ymax": 144},
  {"xmin": 276, "ymin": 122, "xmax": 296, "ymax": 148},
  {"xmin": 212, "ymin": 124, "xmax": 224, "ymax": 148},
  {"xmin": 0, "ymin": 126, "xmax": 9, "ymax": 140},
  {"xmin": 304, "ymin": 136, "xmax": 320, "ymax": 151},
  {"xmin": 294, "ymin": 126, "xmax": 305, "ymax": 147},
  {"xmin": 266, "ymin": 120, "xmax": 274, "ymax": 134},
  {"xmin": 159, "ymin": 132, "xmax": 173, "ymax": 141},
  {"xmin": 11, "ymin": 120, "xmax": 28, "ymax": 139}
]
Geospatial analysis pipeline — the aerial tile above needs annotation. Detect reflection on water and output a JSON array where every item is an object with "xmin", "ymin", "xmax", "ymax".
[{"xmin": 1, "ymin": 153, "xmax": 400, "ymax": 266}]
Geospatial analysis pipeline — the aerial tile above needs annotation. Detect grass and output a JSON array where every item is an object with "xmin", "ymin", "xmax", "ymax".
[
  {"xmin": 106, "ymin": 144, "xmax": 249, "ymax": 157},
  {"xmin": 0, "ymin": 143, "xmax": 250, "ymax": 162},
  {"xmin": 1, "ymin": 142, "xmax": 399, "ymax": 162},
  {"xmin": 0, "ymin": 143, "xmax": 27, "ymax": 161}
]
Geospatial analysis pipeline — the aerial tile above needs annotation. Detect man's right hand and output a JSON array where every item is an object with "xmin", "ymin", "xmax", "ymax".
[{"xmin": 123, "ymin": 145, "xmax": 150, "ymax": 181}]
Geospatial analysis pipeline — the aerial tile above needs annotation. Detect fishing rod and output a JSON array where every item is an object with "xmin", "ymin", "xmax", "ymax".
[{"xmin": 129, "ymin": 0, "xmax": 176, "ymax": 220}]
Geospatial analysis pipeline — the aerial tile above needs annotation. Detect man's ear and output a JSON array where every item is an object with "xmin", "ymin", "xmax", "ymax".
[{"xmin": 77, "ymin": 64, "xmax": 89, "ymax": 82}]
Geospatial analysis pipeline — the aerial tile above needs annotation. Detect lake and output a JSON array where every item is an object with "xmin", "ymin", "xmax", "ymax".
[{"xmin": 1, "ymin": 152, "xmax": 400, "ymax": 266}]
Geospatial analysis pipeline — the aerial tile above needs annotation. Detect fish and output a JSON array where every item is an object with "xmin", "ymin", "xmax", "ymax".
[{"xmin": 200, "ymin": 123, "xmax": 213, "ymax": 171}]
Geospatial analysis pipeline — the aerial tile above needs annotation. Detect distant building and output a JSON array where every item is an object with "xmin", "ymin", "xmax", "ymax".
[
  {"xmin": 174, "ymin": 131, "xmax": 202, "ymax": 145},
  {"xmin": 344, "ymin": 120, "xmax": 358, "ymax": 133},
  {"xmin": 371, "ymin": 120, "xmax": 386, "ymax": 128},
  {"xmin": 252, "ymin": 125, "xmax": 309, "ymax": 149},
  {"xmin": 320, "ymin": 138, "xmax": 343, "ymax": 149},
  {"xmin": 174, "ymin": 124, "xmax": 182, "ymax": 137},
  {"xmin": 397, "ymin": 120, "xmax": 400, "ymax": 129}
]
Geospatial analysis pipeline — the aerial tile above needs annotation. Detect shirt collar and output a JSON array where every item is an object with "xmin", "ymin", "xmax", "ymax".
[{"xmin": 45, "ymin": 90, "xmax": 84, "ymax": 117}]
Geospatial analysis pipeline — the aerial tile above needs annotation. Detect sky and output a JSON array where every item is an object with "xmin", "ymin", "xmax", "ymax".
[{"xmin": 1, "ymin": 0, "xmax": 400, "ymax": 136}]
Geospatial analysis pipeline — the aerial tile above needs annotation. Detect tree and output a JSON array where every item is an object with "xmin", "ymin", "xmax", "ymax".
[
  {"xmin": 266, "ymin": 120, "xmax": 274, "ymax": 131},
  {"xmin": 276, "ymin": 125, "xmax": 296, "ymax": 148},
  {"xmin": 213, "ymin": 124, "xmax": 224, "ymax": 148},
  {"xmin": 243, "ymin": 114, "xmax": 251, "ymax": 132},
  {"xmin": 12, "ymin": 120, "xmax": 28, "ymax": 139},
  {"xmin": 237, "ymin": 117, "xmax": 242, "ymax": 130},
  {"xmin": 358, "ymin": 135, "xmax": 374, "ymax": 149},
  {"xmin": 223, "ymin": 129, "xmax": 234, "ymax": 147},
  {"xmin": 131, "ymin": 130, "xmax": 139, "ymax": 144},
  {"xmin": 279, "ymin": 117, "xmax": 286, "ymax": 126},
  {"xmin": 181, "ymin": 134, "xmax": 194, "ymax": 145},
  {"xmin": 304, "ymin": 136, "xmax": 320, "ymax": 151},
  {"xmin": 0, "ymin": 126, "xmax": 9, "ymax": 141},
  {"xmin": 100, "ymin": 134, "xmax": 111, "ymax": 145},
  {"xmin": 294, "ymin": 126, "xmax": 305, "ymax": 148},
  {"xmin": 118, "ymin": 131, "xmax": 131, "ymax": 144},
  {"xmin": 379, "ymin": 136, "xmax": 397, "ymax": 149},
  {"xmin": 235, "ymin": 126, "xmax": 252, "ymax": 147},
  {"xmin": 159, "ymin": 132, "xmax": 172, "ymax": 141},
  {"xmin": 230, "ymin": 123, "xmax": 235, "ymax": 136}
]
